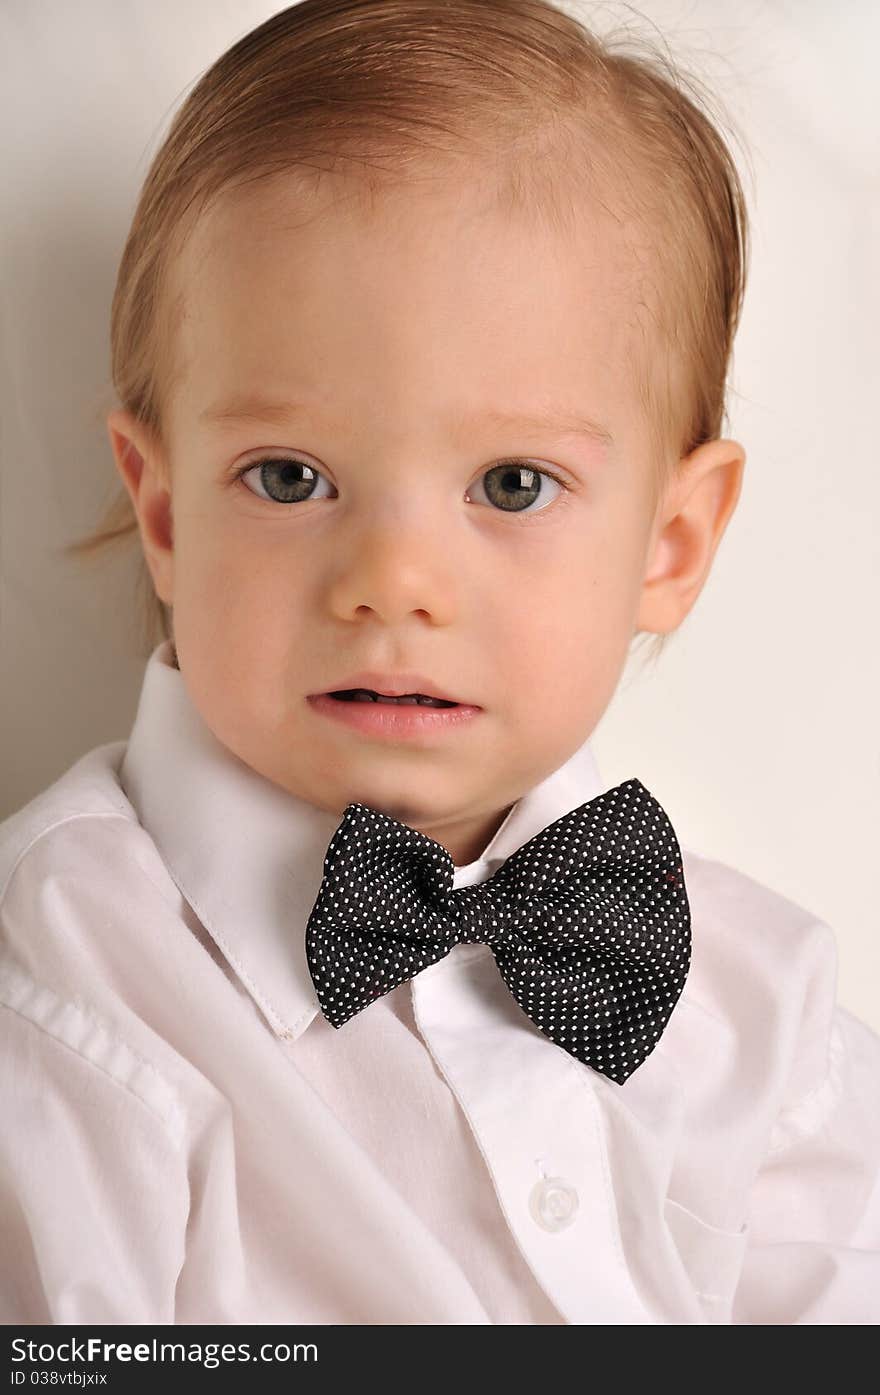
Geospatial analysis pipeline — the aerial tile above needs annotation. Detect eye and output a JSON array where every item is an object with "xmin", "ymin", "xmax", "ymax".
[
  {"xmin": 235, "ymin": 456, "xmax": 332, "ymax": 504},
  {"xmin": 466, "ymin": 460, "xmax": 565, "ymax": 514},
  {"xmin": 233, "ymin": 454, "xmax": 567, "ymax": 513}
]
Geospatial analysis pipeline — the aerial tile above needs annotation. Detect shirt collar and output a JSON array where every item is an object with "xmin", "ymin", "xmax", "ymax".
[{"xmin": 119, "ymin": 640, "xmax": 605, "ymax": 1042}]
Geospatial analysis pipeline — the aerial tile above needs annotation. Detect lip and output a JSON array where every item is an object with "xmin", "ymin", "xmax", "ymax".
[
  {"xmin": 307, "ymin": 692, "xmax": 483, "ymax": 740},
  {"xmin": 312, "ymin": 671, "xmax": 473, "ymax": 704}
]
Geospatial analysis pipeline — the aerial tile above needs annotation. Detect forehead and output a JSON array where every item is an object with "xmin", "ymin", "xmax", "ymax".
[{"xmin": 167, "ymin": 163, "xmax": 654, "ymax": 443}]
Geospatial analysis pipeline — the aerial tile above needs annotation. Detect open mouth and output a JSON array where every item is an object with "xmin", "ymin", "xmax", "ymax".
[{"xmin": 328, "ymin": 688, "xmax": 459, "ymax": 709}]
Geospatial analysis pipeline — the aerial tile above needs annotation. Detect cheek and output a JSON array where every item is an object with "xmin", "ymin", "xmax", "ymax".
[
  {"xmin": 173, "ymin": 604, "xmax": 296, "ymax": 762},
  {"xmin": 504, "ymin": 521, "xmax": 642, "ymax": 695},
  {"xmin": 170, "ymin": 535, "xmax": 314, "ymax": 730},
  {"xmin": 174, "ymin": 505, "xmax": 311, "ymax": 630}
]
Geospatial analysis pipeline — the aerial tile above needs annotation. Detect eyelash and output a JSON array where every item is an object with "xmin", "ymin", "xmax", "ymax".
[{"xmin": 232, "ymin": 456, "xmax": 571, "ymax": 509}]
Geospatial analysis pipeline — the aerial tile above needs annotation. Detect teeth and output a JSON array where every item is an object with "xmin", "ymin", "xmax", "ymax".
[{"xmin": 336, "ymin": 689, "xmax": 455, "ymax": 707}]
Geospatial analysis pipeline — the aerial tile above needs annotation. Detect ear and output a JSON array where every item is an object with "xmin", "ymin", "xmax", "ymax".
[
  {"xmin": 106, "ymin": 408, "xmax": 175, "ymax": 607},
  {"xmin": 636, "ymin": 436, "xmax": 746, "ymax": 638}
]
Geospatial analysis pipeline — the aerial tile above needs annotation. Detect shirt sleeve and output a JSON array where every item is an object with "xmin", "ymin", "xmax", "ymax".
[
  {"xmin": 732, "ymin": 1001, "xmax": 880, "ymax": 1324},
  {"xmin": 0, "ymin": 980, "xmax": 190, "ymax": 1324}
]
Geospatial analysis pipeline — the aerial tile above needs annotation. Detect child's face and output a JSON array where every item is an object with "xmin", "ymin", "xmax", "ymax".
[{"xmin": 110, "ymin": 170, "xmax": 743, "ymax": 865}]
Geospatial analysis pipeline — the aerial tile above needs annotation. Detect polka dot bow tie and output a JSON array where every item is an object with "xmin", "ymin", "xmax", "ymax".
[{"xmin": 305, "ymin": 778, "xmax": 691, "ymax": 1086}]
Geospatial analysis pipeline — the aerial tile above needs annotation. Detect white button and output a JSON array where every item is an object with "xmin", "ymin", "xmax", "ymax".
[{"xmin": 528, "ymin": 1176, "xmax": 580, "ymax": 1232}]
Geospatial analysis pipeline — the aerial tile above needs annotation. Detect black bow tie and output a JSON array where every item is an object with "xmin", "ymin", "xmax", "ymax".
[{"xmin": 305, "ymin": 778, "xmax": 691, "ymax": 1085}]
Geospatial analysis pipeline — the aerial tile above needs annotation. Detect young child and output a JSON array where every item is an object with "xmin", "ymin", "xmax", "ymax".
[{"xmin": 2, "ymin": 0, "xmax": 878, "ymax": 1326}]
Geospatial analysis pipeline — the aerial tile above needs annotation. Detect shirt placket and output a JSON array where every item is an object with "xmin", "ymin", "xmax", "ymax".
[{"xmin": 410, "ymin": 942, "xmax": 657, "ymax": 1325}]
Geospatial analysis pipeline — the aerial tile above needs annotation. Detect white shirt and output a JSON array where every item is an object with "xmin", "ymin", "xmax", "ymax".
[{"xmin": 1, "ymin": 639, "xmax": 879, "ymax": 1325}]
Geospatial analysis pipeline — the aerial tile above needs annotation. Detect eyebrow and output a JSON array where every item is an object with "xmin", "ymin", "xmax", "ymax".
[{"xmin": 200, "ymin": 395, "xmax": 614, "ymax": 453}]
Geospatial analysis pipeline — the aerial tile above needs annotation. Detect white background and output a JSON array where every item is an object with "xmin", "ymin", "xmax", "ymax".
[{"xmin": 1, "ymin": 1, "xmax": 878, "ymax": 1030}]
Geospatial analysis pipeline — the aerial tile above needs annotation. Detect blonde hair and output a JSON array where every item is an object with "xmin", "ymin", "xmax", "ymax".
[{"xmin": 65, "ymin": 0, "xmax": 750, "ymax": 667}]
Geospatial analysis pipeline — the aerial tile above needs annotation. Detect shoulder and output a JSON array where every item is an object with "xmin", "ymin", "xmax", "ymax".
[
  {"xmin": 680, "ymin": 843, "xmax": 838, "ymax": 986},
  {"xmin": 676, "ymin": 845, "xmax": 840, "ymax": 1111},
  {"xmin": 0, "ymin": 739, "xmax": 180, "ymax": 938},
  {"xmin": 0, "ymin": 739, "xmax": 183, "ymax": 994},
  {"xmin": 0, "ymin": 740, "xmax": 139, "ymax": 896},
  {"xmin": 0, "ymin": 741, "xmax": 195, "ymax": 1135}
]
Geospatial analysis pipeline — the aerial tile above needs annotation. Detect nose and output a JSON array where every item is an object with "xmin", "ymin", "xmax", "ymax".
[{"xmin": 325, "ymin": 514, "xmax": 460, "ymax": 625}]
